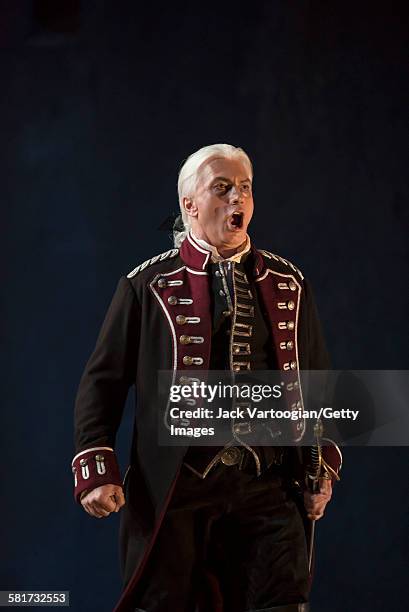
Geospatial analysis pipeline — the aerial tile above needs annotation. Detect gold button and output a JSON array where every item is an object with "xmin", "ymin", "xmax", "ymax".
[
  {"xmin": 289, "ymin": 281, "xmax": 297, "ymax": 291},
  {"xmin": 221, "ymin": 447, "xmax": 241, "ymax": 466},
  {"xmin": 168, "ymin": 296, "xmax": 177, "ymax": 305},
  {"xmin": 233, "ymin": 346, "xmax": 240, "ymax": 353},
  {"xmin": 158, "ymin": 278, "xmax": 167, "ymax": 288},
  {"xmin": 233, "ymin": 364, "xmax": 241, "ymax": 372},
  {"xmin": 176, "ymin": 315, "xmax": 186, "ymax": 325},
  {"xmin": 287, "ymin": 321, "xmax": 295, "ymax": 330},
  {"xmin": 95, "ymin": 454, "xmax": 104, "ymax": 461},
  {"xmin": 294, "ymin": 381, "xmax": 299, "ymax": 389},
  {"xmin": 79, "ymin": 458, "xmax": 88, "ymax": 466},
  {"xmin": 183, "ymin": 356, "xmax": 193, "ymax": 366},
  {"xmin": 290, "ymin": 360, "xmax": 297, "ymax": 370},
  {"xmin": 286, "ymin": 341, "xmax": 294, "ymax": 350},
  {"xmin": 287, "ymin": 300, "xmax": 295, "ymax": 310},
  {"xmin": 179, "ymin": 335, "xmax": 191, "ymax": 345}
]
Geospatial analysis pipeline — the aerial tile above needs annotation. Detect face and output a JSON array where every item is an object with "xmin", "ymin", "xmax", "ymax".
[{"xmin": 183, "ymin": 157, "xmax": 254, "ymax": 255}]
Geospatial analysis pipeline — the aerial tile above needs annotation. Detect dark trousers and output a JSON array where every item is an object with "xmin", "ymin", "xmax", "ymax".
[{"xmin": 133, "ymin": 462, "xmax": 310, "ymax": 612}]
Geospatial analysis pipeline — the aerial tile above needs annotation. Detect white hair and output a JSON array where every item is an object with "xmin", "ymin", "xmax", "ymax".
[{"xmin": 174, "ymin": 143, "xmax": 253, "ymax": 247}]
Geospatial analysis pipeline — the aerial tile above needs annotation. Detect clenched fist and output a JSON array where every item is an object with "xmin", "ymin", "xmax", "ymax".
[
  {"xmin": 80, "ymin": 484, "xmax": 125, "ymax": 518},
  {"xmin": 303, "ymin": 477, "xmax": 332, "ymax": 521}
]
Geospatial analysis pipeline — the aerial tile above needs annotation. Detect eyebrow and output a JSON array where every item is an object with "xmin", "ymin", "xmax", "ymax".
[{"xmin": 211, "ymin": 176, "xmax": 252, "ymax": 184}]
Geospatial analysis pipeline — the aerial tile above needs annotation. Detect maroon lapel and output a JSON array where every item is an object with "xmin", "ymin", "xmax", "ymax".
[
  {"xmin": 255, "ymin": 262, "xmax": 306, "ymax": 441},
  {"xmin": 149, "ymin": 233, "xmax": 212, "ymax": 371}
]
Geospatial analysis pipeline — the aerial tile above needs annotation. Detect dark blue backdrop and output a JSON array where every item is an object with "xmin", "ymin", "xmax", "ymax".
[{"xmin": 1, "ymin": 2, "xmax": 408, "ymax": 611}]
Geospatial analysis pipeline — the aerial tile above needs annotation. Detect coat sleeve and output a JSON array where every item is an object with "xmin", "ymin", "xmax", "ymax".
[
  {"xmin": 71, "ymin": 276, "xmax": 140, "ymax": 502},
  {"xmin": 302, "ymin": 278, "xmax": 331, "ymax": 371},
  {"xmin": 301, "ymin": 279, "xmax": 342, "ymax": 482}
]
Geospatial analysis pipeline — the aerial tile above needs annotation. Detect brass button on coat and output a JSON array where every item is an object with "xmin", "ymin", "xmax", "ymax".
[
  {"xmin": 287, "ymin": 321, "xmax": 295, "ymax": 330},
  {"xmin": 286, "ymin": 341, "xmax": 294, "ymax": 350},
  {"xmin": 179, "ymin": 335, "xmax": 191, "ymax": 345},
  {"xmin": 289, "ymin": 281, "xmax": 297, "ymax": 291},
  {"xmin": 158, "ymin": 278, "xmax": 167, "ymax": 288},
  {"xmin": 183, "ymin": 356, "xmax": 193, "ymax": 366},
  {"xmin": 176, "ymin": 315, "xmax": 186, "ymax": 325},
  {"xmin": 287, "ymin": 300, "xmax": 295, "ymax": 310},
  {"xmin": 168, "ymin": 296, "xmax": 177, "ymax": 305},
  {"xmin": 290, "ymin": 360, "xmax": 297, "ymax": 370}
]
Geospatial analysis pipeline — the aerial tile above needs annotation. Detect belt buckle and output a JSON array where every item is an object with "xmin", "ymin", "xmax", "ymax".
[{"xmin": 220, "ymin": 447, "xmax": 242, "ymax": 466}]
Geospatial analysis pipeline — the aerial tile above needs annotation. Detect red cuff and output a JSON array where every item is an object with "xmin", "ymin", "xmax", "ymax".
[{"xmin": 71, "ymin": 447, "xmax": 122, "ymax": 503}]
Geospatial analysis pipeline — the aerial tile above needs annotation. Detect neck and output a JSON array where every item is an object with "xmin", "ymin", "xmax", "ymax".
[
  {"xmin": 218, "ymin": 244, "xmax": 244, "ymax": 258},
  {"xmin": 191, "ymin": 229, "xmax": 248, "ymax": 260}
]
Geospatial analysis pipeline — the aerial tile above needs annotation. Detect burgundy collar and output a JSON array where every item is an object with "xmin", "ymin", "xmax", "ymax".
[{"xmin": 180, "ymin": 232, "xmax": 265, "ymax": 278}]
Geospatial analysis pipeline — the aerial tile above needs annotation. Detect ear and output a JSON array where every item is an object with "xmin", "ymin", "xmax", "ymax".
[{"xmin": 182, "ymin": 196, "xmax": 198, "ymax": 218}]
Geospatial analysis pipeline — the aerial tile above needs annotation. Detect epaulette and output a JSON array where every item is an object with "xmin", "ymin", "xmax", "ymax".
[
  {"xmin": 127, "ymin": 248, "xmax": 179, "ymax": 278},
  {"xmin": 259, "ymin": 249, "xmax": 304, "ymax": 280}
]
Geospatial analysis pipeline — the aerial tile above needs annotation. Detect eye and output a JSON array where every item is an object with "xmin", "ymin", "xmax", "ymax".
[
  {"xmin": 241, "ymin": 183, "xmax": 251, "ymax": 192},
  {"xmin": 214, "ymin": 182, "xmax": 230, "ymax": 193}
]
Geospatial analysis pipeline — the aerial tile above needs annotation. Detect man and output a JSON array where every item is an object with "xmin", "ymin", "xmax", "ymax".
[{"xmin": 72, "ymin": 144, "xmax": 342, "ymax": 612}]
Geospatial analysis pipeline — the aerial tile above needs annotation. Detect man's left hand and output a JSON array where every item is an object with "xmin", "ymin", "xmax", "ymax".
[{"xmin": 303, "ymin": 477, "xmax": 332, "ymax": 521}]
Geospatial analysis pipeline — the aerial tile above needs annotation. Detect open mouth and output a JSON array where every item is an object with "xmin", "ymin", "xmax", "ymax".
[{"xmin": 229, "ymin": 211, "xmax": 244, "ymax": 230}]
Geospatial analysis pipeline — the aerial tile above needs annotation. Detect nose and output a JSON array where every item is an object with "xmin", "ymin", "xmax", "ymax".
[{"xmin": 230, "ymin": 185, "xmax": 244, "ymax": 204}]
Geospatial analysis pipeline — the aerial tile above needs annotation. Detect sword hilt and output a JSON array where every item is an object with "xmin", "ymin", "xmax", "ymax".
[{"xmin": 305, "ymin": 419, "xmax": 323, "ymax": 492}]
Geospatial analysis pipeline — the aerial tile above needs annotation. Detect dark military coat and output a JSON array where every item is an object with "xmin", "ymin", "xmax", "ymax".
[{"xmin": 72, "ymin": 232, "xmax": 341, "ymax": 612}]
